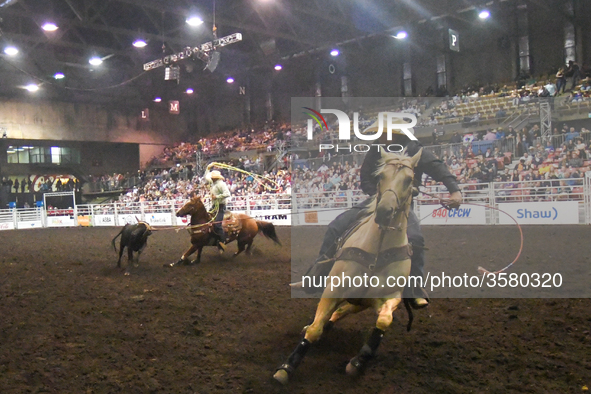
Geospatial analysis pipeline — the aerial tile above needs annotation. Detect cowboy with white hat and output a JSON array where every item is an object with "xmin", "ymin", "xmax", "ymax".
[{"xmin": 205, "ymin": 163, "xmax": 231, "ymax": 250}]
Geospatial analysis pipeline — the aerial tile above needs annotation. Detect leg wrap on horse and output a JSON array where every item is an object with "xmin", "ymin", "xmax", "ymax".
[
  {"xmin": 349, "ymin": 328, "xmax": 385, "ymax": 372},
  {"xmin": 279, "ymin": 338, "xmax": 311, "ymax": 375}
]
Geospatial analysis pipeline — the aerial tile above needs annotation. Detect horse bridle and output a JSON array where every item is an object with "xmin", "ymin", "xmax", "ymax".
[{"xmin": 376, "ymin": 161, "xmax": 414, "ymax": 232}]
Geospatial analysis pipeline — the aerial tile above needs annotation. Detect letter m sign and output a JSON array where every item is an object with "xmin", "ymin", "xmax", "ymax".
[{"xmin": 169, "ymin": 101, "xmax": 180, "ymax": 114}]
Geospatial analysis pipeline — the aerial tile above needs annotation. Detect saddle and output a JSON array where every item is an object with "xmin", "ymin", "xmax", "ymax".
[{"xmin": 221, "ymin": 211, "xmax": 242, "ymax": 239}]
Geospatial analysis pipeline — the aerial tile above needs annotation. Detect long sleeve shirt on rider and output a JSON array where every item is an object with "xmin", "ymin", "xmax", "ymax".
[
  {"xmin": 204, "ymin": 170, "xmax": 231, "ymax": 205},
  {"xmin": 360, "ymin": 141, "xmax": 460, "ymax": 196}
]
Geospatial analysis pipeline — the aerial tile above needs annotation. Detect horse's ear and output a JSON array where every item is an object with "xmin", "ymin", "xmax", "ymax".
[{"xmin": 410, "ymin": 148, "xmax": 423, "ymax": 168}]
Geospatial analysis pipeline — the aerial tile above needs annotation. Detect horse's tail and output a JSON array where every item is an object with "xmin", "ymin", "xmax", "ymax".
[
  {"xmin": 111, "ymin": 228, "xmax": 124, "ymax": 253},
  {"xmin": 256, "ymin": 220, "xmax": 282, "ymax": 245}
]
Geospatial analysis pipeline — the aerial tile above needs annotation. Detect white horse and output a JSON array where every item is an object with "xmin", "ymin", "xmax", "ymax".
[{"xmin": 275, "ymin": 149, "xmax": 422, "ymax": 384}]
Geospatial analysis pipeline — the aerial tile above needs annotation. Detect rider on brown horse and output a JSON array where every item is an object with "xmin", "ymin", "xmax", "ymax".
[{"xmin": 205, "ymin": 164, "xmax": 231, "ymax": 251}]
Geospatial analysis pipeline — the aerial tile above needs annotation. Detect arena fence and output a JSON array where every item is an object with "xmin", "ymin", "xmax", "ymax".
[{"xmin": 1, "ymin": 176, "xmax": 591, "ymax": 229}]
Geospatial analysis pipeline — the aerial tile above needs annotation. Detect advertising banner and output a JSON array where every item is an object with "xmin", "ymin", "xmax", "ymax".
[
  {"xmin": 16, "ymin": 221, "xmax": 43, "ymax": 229},
  {"xmin": 145, "ymin": 213, "xmax": 173, "ymax": 226},
  {"xmin": 77, "ymin": 216, "xmax": 91, "ymax": 227},
  {"xmin": 419, "ymin": 205, "xmax": 487, "ymax": 225},
  {"xmin": 117, "ymin": 214, "xmax": 139, "ymax": 227},
  {"xmin": 46, "ymin": 216, "xmax": 76, "ymax": 227},
  {"xmin": 94, "ymin": 215, "xmax": 116, "ymax": 226},
  {"xmin": 0, "ymin": 222, "xmax": 15, "ymax": 230},
  {"xmin": 498, "ymin": 201, "xmax": 579, "ymax": 225},
  {"xmin": 250, "ymin": 209, "xmax": 291, "ymax": 226},
  {"xmin": 297, "ymin": 209, "xmax": 347, "ymax": 226}
]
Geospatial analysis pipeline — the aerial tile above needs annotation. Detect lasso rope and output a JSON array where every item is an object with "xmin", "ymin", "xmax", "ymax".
[
  {"xmin": 419, "ymin": 189, "xmax": 524, "ymax": 275},
  {"xmin": 209, "ymin": 162, "xmax": 282, "ymax": 191}
]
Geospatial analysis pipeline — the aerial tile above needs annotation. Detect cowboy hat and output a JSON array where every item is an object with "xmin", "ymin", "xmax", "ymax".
[
  {"xmin": 362, "ymin": 112, "xmax": 410, "ymax": 136},
  {"xmin": 210, "ymin": 170, "xmax": 225, "ymax": 180}
]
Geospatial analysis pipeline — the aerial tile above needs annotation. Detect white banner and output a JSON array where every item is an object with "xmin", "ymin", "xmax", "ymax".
[
  {"xmin": 250, "ymin": 209, "xmax": 291, "ymax": 226},
  {"xmin": 0, "ymin": 222, "xmax": 15, "ymax": 230},
  {"xmin": 145, "ymin": 213, "xmax": 173, "ymax": 226},
  {"xmin": 498, "ymin": 201, "xmax": 579, "ymax": 225},
  {"xmin": 419, "ymin": 205, "xmax": 487, "ymax": 225},
  {"xmin": 117, "ymin": 214, "xmax": 139, "ymax": 227},
  {"xmin": 94, "ymin": 215, "xmax": 116, "ymax": 226},
  {"xmin": 297, "ymin": 209, "xmax": 347, "ymax": 226},
  {"xmin": 17, "ymin": 221, "xmax": 43, "ymax": 229},
  {"xmin": 47, "ymin": 216, "xmax": 77, "ymax": 227}
]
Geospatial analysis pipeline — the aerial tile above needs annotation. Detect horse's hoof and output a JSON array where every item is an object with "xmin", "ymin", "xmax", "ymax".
[
  {"xmin": 346, "ymin": 357, "xmax": 362, "ymax": 376},
  {"xmin": 273, "ymin": 369, "xmax": 289, "ymax": 385},
  {"xmin": 190, "ymin": 260, "xmax": 200, "ymax": 265},
  {"xmin": 124, "ymin": 272, "xmax": 130, "ymax": 276}
]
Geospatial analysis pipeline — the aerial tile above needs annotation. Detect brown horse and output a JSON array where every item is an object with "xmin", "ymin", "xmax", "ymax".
[{"xmin": 170, "ymin": 195, "xmax": 281, "ymax": 266}]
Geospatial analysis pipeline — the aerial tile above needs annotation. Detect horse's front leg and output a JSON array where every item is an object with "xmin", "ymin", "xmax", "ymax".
[
  {"xmin": 345, "ymin": 297, "xmax": 402, "ymax": 376},
  {"xmin": 167, "ymin": 244, "xmax": 198, "ymax": 267},
  {"xmin": 273, "ymin": 297, "xmax": 342, "ymax": 385}
]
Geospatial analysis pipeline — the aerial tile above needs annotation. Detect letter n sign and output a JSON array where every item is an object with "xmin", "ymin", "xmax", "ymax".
[
  {"xmin": 169, "ymin": 100, "xmax": 180, "ymax": 114},
  {"xmin": 449, "ymin": 29, "xmax": 460, "ymax": 52}
]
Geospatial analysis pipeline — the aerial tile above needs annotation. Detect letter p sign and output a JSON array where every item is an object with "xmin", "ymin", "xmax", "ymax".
[{"xmin": 449, "ymin": 29, "xmax": 460, "ymax": 52}]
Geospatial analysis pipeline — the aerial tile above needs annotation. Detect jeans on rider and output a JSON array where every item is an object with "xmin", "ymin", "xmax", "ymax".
[
  {"xmin": 307, "ymin": 201, "xmax": 426, "ymax": 298},
  {"xmin": 213, "ymin": 203, "xmax": 227, "ymax": 243}
]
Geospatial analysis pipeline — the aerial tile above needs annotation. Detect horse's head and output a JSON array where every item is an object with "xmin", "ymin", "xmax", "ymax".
[
  {"xmin": 374, "ymin": 149, "xmax": 422, "ymax": 228},
  {"xmin": 176, "ymin": 195, "xmax": 205, "ymax": 217}
]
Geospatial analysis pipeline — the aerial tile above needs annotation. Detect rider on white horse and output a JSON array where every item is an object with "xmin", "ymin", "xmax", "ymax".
[{"xmin": 301, "ymin": 116, "xmax": 463, "ymax": 309}]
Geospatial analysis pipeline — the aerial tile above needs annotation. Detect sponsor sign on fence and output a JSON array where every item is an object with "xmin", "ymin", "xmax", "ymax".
[
  {"xmin": 0, "ymin": 221, "xmax": 15, "ymax": 230},
  {"xmin": 419, "ymin": 205, "xmax": 487, "ymax": 225},
  {"xmin": 17, "ymin": 220, "xmax": 43, "ymax": 229},
  {"xmin": 250, "ymin": 209, "xmax": 291, "ymax": 226},
  {"xmin": 46, "ymin": 216, "xmax": 77, "ymax": 227},
  {"xmin": 297, "ymin": 209, "xmax": 347, "ymax": 226},
  {"xmin": 145, "ymin": 213, "xmax": 173, "ymax": 226},
  {"xmin": 498, "ymin": 201, "xmax": 579, "ymax": 225},
  {"xmin": 117, "ymin": 215, "xmax": 139, "ymax": 227},
  {"xmin": 94, "ymin": 215, "xmax": 115, "ymax": 226}
]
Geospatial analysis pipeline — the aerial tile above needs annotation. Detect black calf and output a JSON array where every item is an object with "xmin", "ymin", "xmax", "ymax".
[{"xmin": 111, "ymin": 222, "xmax": 153, "ymax": 268}]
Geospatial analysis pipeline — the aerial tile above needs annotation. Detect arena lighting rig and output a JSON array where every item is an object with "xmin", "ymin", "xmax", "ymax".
[{"xmin": 143, "ymin": 33, "xmax": 242, "ymax": 82}]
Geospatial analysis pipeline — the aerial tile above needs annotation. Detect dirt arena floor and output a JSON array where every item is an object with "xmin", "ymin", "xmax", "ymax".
[{"xmin": 0, "ymin": 225, "xmax": 590, "ymax": 393}]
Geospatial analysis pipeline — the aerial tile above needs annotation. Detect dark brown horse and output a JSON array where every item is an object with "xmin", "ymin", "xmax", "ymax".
[{"xmin": 170, "ymin": 196, "xmax": 281, "ymax": 266}]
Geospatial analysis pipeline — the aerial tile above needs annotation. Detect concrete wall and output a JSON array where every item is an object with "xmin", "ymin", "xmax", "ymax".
[{"xmin": 0, "ymin": 99, "xmax": 188, "ymax": 145}]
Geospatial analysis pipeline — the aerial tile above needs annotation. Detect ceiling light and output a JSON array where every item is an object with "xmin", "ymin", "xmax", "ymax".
[
  {"xmin": 393, "ymin": 31, "xmax": 408, "ymax": 39},
  {"xmin": 4, "ymin": 46, "xmax": 18, "ymax": 56},
  {"xmin": 330, "ymin": 49, "xmax": 339, "ymax": 57},
  {"xmin": 226, "ymin": 77, "xmax": 234, "ymax": 83},
  {"xmin": 274, "ymin": 64, "xmax": 282, "ymax": 71},
  {"xmin": 186, "ymin": 88, "xmax": 194, "ymax": 94},
  {"xmin": 133, "ymin": 39, "xmax": 147, "ymax": 48},
  {"xmin": 42, "ymin": 22, "xmax": 59, "ymax": 32},
  {"xmin": 25, "ymin": 84, "xmax": 39, "ymax": 92},
  {"xmin": 479, "ymin": 10, "xmax": 490, "ymax": 19},
  {"xmin": 89, "ymin": 56, "xmax": 103, "ymax": 66},
  {"xmin": 153, "ymin": 97, "xmax": 162, "ymax": 102},
  {"xmin": 186, "ymin": 16, "xmax": 203, "ymax": 26},
  {"xmin": 54, "ymin": 72, "xmax": 65, "ymax": 79}
]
